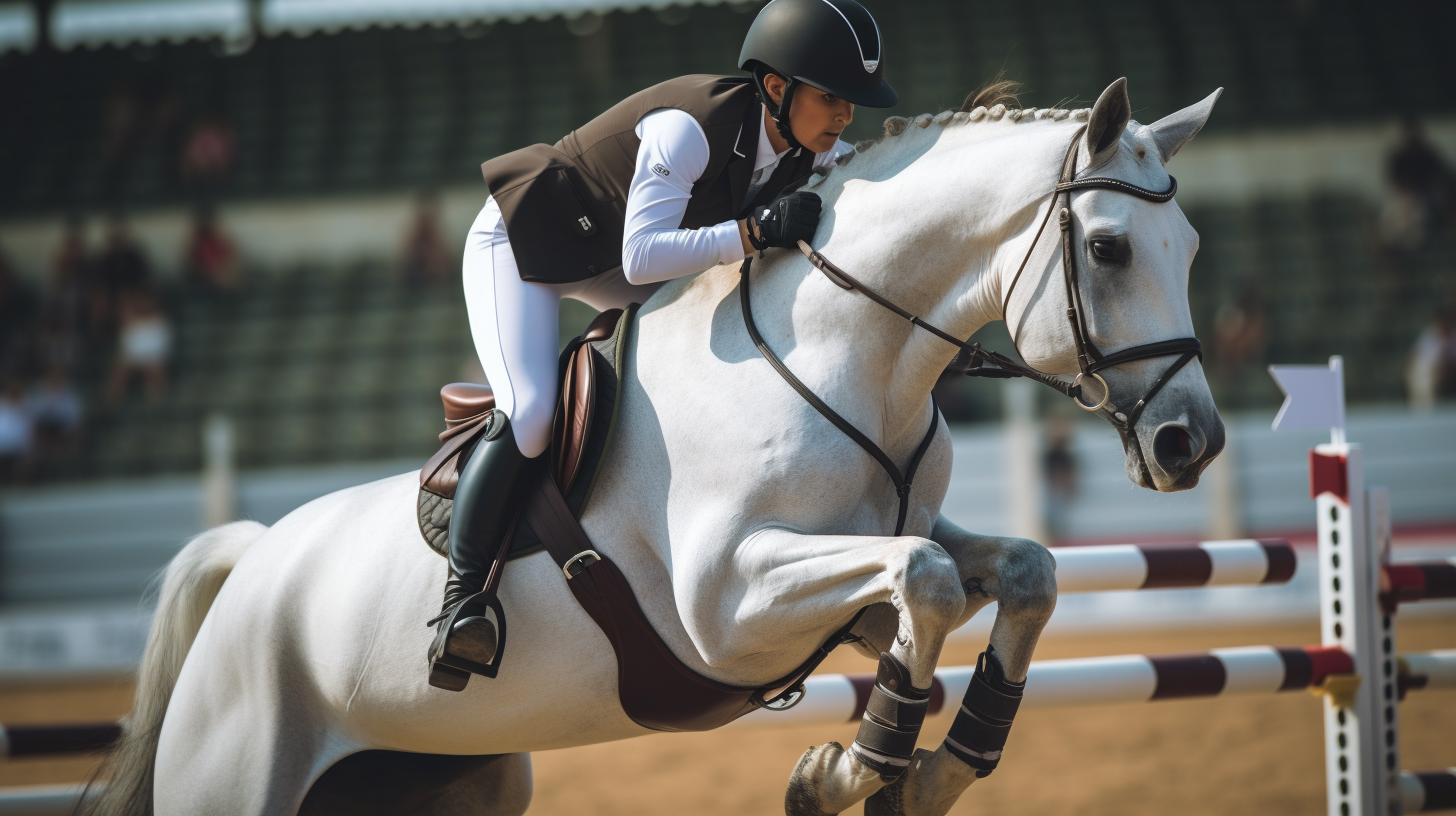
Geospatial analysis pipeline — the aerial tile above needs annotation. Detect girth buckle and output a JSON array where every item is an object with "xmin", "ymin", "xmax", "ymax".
[
  {"xmin": 563, "ymin": 550, "xmax": 602, "ymax": 579},
  {"xmin": 753, "ymin": 683, "xmax": 806, "ymax": 711}
]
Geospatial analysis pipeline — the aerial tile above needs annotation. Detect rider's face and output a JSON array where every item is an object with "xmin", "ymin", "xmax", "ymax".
[{"xmin": 765, "ymin": 74, "xmax": 855, "ymax": 155}]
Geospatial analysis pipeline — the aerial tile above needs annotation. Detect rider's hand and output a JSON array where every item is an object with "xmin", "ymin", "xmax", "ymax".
[{"xmin": 747, "ymin": 192, "xmax": 822, "ymax": 250}]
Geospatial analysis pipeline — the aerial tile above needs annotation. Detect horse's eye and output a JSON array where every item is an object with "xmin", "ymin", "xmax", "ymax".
[{"xmin": 1090, "ymin": 240, "xmax": 1118, "ymax": 261}]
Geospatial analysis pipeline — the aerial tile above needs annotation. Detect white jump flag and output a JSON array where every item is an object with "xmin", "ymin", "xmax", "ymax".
[{"xmin": 1269, "ymin": 356, "xmax": 1347, "ymax": 445}]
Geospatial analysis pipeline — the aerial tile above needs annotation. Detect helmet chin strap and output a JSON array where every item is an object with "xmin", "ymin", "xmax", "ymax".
[{"xmin": 752, "ymin": 69, "xmax": 804, "ymax": 151}]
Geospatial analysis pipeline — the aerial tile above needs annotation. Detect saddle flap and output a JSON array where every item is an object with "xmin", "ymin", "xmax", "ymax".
[
  {"xmin": 553, "ymin": 308, "xmax": 622, "ymax": 492},
  {"xmin": 419, "ymin": 309, "xmax": 623, "ymax": 501}
]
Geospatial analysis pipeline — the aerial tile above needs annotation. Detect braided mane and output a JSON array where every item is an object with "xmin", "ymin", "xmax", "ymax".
[{"xmin": 835, "ymin": 76, "xmax": 1089, "ymax": 168}]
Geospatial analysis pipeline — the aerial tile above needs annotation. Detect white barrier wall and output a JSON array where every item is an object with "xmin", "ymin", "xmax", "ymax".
[{"xmin": 1, "ymin": 407, "xmax": 1454, "ymax": 678}]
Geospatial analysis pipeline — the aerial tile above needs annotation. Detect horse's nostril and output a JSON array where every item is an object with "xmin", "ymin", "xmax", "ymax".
[{"xmin": 1153, "ymin": 425, "xmax": 1195, "ymax": 466}]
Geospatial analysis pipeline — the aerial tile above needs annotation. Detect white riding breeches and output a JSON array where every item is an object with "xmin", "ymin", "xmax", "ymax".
[{"xmin": 462, "ymin": 197, "xmax": 665, "ymax": 458}]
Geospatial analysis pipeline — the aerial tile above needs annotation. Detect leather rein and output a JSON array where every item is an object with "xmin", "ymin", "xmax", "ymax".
[{"xmin": 738, "ymin": 125, "xmax": 1202, "ymax": 507}]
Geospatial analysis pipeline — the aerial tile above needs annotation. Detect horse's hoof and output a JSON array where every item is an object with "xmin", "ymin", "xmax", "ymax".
[
  {"xmin": 428, "ymin": 663, "xmax": 470, "ymax": 692},
  {"xmin": 785, "ymin": 742, "xmax": 856, "ymax": 816},
  {"xmin": 448, "ymin": 616, "xmax": 498, "ymax": 665}
]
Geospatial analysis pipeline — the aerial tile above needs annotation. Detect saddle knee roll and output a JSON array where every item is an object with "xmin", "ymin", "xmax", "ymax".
[
  {"xmin": 943, "ymin": 646, "xmax": 1025, "ymax": 778},
  {"xmin": 850, "ymin": 652, "xmax": 931, "ymax": 783}
]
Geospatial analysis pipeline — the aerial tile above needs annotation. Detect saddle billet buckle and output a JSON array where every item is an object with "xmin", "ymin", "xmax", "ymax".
[
  {"xmin": 1071, "ymin": 372, "xmax": 1111, "ymax": 412},
  {"xmin": 754, "ymin": 683, "xmax": 806, "ymax": 711},
  {"xmin": 563, "ymin": 550, "xmax": 602, "ymax": 579}
]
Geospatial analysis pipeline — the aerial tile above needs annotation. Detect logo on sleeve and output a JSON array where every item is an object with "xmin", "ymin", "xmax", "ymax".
[{"xmin": 652, "ymin": 163, "xmax": 670, "ymax": 177}]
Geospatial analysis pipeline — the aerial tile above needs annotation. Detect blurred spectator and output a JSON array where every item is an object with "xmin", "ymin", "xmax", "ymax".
[
  {"xmin": 33, "ymin": 313, "xmax": 82, "ymax": 378},
  {"xmin": 106, "ymin": 291, "xmax": 172, "ymax": 405},
  {"xmin": 1379, "ymin": 116, "xmax": 1455, "ymax": 251},
  {"xmin": 179, "ymin": 114, "xmax": 236, "ymax": 189},
  {"xmin": 91, "ymin": 216, "xmax": 152, "ymax": 338},
  {"xmin": 399, "ymin": 192, "xmax": 452, "ymax": 285},
  {"xmin": 184, "ymin": 205, "xmax": 241, "ymax": 291},
  {"xmin": 1042, "ymin": 413, "xmax": 1079, "ymax": 544},
  {"xmin": 47, "ymin": 216, "xmax": 91, "ymax": 335},
  {"xmin": 149, "ymin": 88, "xmax": 181, "ymax": 145},
  {"xmin": 1406, "ymin": 301, "xmax": 1456, "ymax": 409},
  {"xmin": 1212, "ymin": 287, "xmax": 1269, "ymax": 379},
  {"xmin": 102, "ymin": 79, "xmax": 140, "ymax": 161},
  {"xmin": 0, "ymin": 380, "xmax": 33, "ymax": 486},
  {"xmin": 0, "ymin": 246, "xmax": 37, "ymax": 377},
  {"xmin": 28, "ymin": 365, "xmax": 84, "ymax": 469}
]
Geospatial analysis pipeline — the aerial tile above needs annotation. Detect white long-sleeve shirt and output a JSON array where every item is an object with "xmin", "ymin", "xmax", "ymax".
[{"xmin": 621, "ymin": 107, "xmax": 853, "ymax": 285}]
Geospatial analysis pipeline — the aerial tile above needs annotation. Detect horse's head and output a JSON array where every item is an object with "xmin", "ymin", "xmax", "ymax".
[{"xmin": 1004, "ymin": 79, "xmax": 1224, "ymax": 492}]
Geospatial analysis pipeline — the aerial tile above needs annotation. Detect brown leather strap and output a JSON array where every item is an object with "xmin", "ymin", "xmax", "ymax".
[
  {"xmin": 524, "ymin": 469, "xmax": 865, "ymax": 731},
  {"xmin": 740, "ymin": 256, "xmax": 939, "ymax": 537},
  {"xmin": 526, "ymin": 470, "xmax": 596, "ymax": 566},
  {"xmin": 419, "ymin": 411, "xmax": 494, "ymax": 490}
]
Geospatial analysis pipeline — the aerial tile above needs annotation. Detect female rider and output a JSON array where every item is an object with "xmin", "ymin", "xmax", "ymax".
[{"xmin": 430, "ymin": 0, "xmax": 898, "ymax": 690}]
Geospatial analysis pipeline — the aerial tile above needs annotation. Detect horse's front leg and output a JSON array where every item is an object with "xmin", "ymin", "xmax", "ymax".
[
  {"xmin": 727, "ymin": 529, "xmax": 966, "ymax": 816},
  {"xmin": 864, "ymin": 515, "xmax": 1058, "ymax": 816}
]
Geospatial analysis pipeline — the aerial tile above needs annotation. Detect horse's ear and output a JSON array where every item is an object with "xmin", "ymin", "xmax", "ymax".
[
  {"xmin": 1138, "ymin": 88, "xmax": 1223, "ymax": 163},
  {"xmin": 1084, "ymin": 78, "xmax": 1131, "ymax": 167}
]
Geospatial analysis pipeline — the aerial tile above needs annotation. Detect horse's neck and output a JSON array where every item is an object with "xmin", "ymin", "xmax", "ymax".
[{"xmin": 745, "ymin": 120, "xmax": 1078, "ymax": 445}]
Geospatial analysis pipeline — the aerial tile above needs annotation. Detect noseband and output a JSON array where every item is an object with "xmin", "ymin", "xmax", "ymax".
[{"xmin": 738, "ymin": 125, "xmax": 1202, "ymax": 506}]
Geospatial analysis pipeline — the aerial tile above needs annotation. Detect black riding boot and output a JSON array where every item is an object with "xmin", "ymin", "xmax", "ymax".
[{"xmin": 427, "ymin": 413, "xmax": 532, "ymax": 691}]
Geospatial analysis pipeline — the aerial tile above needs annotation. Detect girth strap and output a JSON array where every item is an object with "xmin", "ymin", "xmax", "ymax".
[
  {"xmin": 739, "ymin": 256, "xmax": 939, "ymax": 537},
  {"xmin": 524, "ymin": 468, "xmax": 871, "ymax": 729}
]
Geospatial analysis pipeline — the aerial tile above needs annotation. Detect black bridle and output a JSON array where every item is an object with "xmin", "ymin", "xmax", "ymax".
[
  {"xmin": 738, "ymin": 125, "xmax": 1203, "ymax": 509},
  {"xmin": 993, "ymin": 125, "xmax": 1202, "ymax": 435}
]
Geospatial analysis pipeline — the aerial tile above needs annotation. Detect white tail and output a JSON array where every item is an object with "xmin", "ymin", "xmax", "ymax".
[{"xmin": 78, "ymin": 520, "xmax": 268, "ymax": 816}]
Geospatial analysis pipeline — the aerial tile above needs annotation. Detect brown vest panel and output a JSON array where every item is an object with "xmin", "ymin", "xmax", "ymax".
[{"xmin": 480, "ymin": 74, "xmax": 816, "ymax": 284}]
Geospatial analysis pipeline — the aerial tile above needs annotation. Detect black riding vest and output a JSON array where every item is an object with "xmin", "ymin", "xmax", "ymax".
[{"xmin": 480, "ymin": 74, "xmax": 817, "ymax": 284}]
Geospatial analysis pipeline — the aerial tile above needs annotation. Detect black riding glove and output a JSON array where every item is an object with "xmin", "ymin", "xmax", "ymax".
[{"xmin": 748, "ymin": 192, "xmax": 822, "ymax": 251}]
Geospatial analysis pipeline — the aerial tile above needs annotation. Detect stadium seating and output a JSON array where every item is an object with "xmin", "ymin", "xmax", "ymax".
[
  {"xmin": 2, "ymin": 191, "xmax": 1428, "ymax": 481},
  {"xmin": 2, "ymin": 1, "xmax": 1454, "ymax": 214},
  {"xmin": 2, "ymin": 0, "xmax": 1455, "ymax": 481}
]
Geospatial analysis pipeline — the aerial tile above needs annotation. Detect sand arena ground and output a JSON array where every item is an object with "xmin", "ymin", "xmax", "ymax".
[{"xmin": 4, "ymin": 618, "xmax": 1452, "ymax": 815}]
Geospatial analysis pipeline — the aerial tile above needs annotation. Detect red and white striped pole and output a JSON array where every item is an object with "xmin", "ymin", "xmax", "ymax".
[
  {"xmin": 1402, "ymin": 770, "xmax": 1456, "ymax": 813},
  {"xmin": 9, "ymin": 650, "xmax": 1447, "ymax": 747},
  {"xmin": 721, "ymin": 647, "xmax": 1454, "ymax": 731},
  {"xmin": 1049, "ymin": 538, "xmax": 1295, "ymax": 593}
]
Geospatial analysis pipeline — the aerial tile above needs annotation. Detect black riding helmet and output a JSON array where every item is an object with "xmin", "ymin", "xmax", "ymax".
[{"xmin": 739, "ymin": 0, "xmax": 897, "ymax": 150}]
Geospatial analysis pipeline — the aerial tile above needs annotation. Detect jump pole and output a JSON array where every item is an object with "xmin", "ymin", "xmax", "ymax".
[{"xmin": 718, "ymin": 647, "xmax": 1454, "ymax": 731}]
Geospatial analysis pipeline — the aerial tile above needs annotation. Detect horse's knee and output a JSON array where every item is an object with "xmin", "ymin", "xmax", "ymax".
[
  {"xmin": 996, "ymin": 538, "xmax": 1057, "ymax": 618},
  {"xmin": 893, "ymin": 541, "xmax": 965, "ymax": 630}
]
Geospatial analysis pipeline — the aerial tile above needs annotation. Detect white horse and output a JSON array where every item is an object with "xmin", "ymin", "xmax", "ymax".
[{"xmin": 85, "ymin": 78, "xmax": 1224, "ymax": 816}]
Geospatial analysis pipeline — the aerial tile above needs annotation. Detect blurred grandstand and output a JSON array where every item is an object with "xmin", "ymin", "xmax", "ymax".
[
  {"xmin": 3, "ymin": 8, "xmax": 1456, "ymax": 808},
  {"xmin": 0, "ymin": 0, "xmax": 1453, "ymax": 483}
]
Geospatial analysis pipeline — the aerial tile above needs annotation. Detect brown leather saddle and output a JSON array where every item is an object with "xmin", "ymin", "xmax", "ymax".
[
  {"xmin": 416, "ymin": 304, "xmax": 862, "ymax": 731},
  {"xmin": 417, "ymin": 305, "xmax": 622, "ymax": 558}
]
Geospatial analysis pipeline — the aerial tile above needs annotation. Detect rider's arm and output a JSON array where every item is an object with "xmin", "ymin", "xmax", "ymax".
[{"xmin": 621, "ymin": 109, "xmax": 750, "ymax": 286}]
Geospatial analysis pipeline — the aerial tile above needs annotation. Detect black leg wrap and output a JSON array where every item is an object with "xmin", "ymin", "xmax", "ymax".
[
  {"xmin": 850, "ymin": 652, "xmax": 931, "ymax": 783},
  {"xmin": 943, "ymin": 646, "xmax": 1025, "ymax": 778}
]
